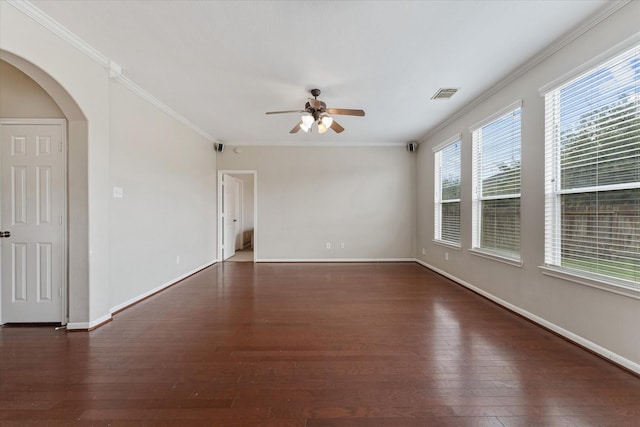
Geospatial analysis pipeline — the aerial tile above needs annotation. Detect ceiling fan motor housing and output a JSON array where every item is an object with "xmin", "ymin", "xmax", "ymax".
[{"xmin": 305, "ymin": 100, "xmax": 327, "ymax": 121}]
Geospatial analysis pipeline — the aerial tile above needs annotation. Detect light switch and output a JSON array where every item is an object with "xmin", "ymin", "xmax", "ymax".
[{"xmin": 113, "ymin": 186, "xmax": 124, "ymax": 198}]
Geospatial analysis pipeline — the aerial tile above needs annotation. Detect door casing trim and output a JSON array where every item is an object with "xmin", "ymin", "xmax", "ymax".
[
  {"xmin": 0, "ymin": 118, "xmax": 68, "ymax": 325},
  {"xmin": 217, "ymin": 170, "xmax": 257, "ymax": 263}
]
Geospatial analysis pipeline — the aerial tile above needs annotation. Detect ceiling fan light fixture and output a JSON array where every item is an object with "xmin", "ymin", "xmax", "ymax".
[
  {"xmin": 266, "ymin": 88, "xmax": 365, "ymax": 134},
  {"xmin": 301, "ymin": 115, "xmax": 314, "ymax": 127}
]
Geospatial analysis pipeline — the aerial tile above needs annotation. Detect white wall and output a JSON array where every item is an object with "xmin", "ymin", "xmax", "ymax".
[
  {"xmin": 1, "ymin": 1, "xmax": 108, "ymax": 325},
  {"xmin": 1, "ymin": 2, "xmax": 218, "ymax": 327},
  {"xmin": 416, "ymin": 2, "xmax": 640, "ymax": 370},
  {"xmin": 219, "ymin": 146, "xmax": 415, "ymax": 260},
  {"xmin": 108, "ymin": 81, "xmax": 217, "ymax": 310}
]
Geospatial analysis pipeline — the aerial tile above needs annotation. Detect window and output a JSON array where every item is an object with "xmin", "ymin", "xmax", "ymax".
[
  {"xmin": 544, "ymin": 43, "xmax": 640, "ymax": 287},
  {"xmin": 471, "ymin": 102, "xmax": 522, "ymax": 260},
  {"xmin": 434, "ymin": 136, "xmax": 461, "ymax": 246}
]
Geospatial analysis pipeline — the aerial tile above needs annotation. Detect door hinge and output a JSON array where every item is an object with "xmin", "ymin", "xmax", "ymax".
[
  {"xmin": 59, "ymin": 141, "xmax": 63, "ymax": 152},
  {"xmin": 59, "ymin": 288, "xmax": 62, "ymax": 297},
  {"xmin": 59, "ymin": 215, "xmax": 63, "ymax": 226}
]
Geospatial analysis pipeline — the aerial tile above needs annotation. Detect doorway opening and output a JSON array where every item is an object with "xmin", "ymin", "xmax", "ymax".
[
  {"xmin": 2, "ymin": 50, "xmax": 88, "ymax": 328},
  {"xmin": 218, "ymin": 170, "xmax": 256, "ymax": 263}
]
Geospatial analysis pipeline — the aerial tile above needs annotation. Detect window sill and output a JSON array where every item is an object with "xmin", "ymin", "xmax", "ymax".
[
  {"xmin": 432, "ymin": 240, "xmax": 462, "ymax": 250},
  {"xmin": 469, "ymin": 248, "xmax": 523, "ymax": 267},
  {"xmin": 539, "ymin": 266, "xmax": 640, "ymax": 300}
]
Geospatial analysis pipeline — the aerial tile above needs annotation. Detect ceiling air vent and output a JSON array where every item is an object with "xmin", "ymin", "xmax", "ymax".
[{"xmin": 431, "ymin": 88, "xmax": 459, "ymax": 100}]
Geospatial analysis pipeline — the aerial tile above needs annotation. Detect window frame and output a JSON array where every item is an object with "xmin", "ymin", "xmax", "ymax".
[
  {"xmin": 433, "ymin": 134, "xmax": 462, "ymax": 247},
  {"xmin": 541, "ymin": 40, "xmax": 640, "ymax": 293},
  {"xmin": 470, "ymin": 101, "xmax": 523, "ymax": 263}
]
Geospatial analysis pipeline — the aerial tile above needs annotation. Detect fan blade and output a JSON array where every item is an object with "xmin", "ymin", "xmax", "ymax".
[
  {"xmin": 290, "ymin": 121, "xmax": 302, "ymax": 133},
  {"xmin": 330, "ymin": 119, "xmax": 345, "ymax": 133},
  {"xmin": 266, "ymin": 110, "xmax": 305, "ymax": 115},
  {"xmin": 326, "ymin": 108, "xmax": 365, "ymax": 117}
]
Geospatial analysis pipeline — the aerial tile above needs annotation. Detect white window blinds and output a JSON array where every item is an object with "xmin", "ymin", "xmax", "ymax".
[
  {"xmin": 472, "ymin": 104, "xmax": 522, "ymax": 259},
  {"xmin": 434, "ymin": 138, "xmax": 461, "ymax": 245},
  {"xmin": 544, "ymin": 43, "xmax": 640, "ymax": 287}
]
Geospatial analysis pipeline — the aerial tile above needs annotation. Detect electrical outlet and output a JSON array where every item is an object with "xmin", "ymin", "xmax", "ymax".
[
  {"xmin": 176, "ymin": 255, "xmax": 180, "ymax": 264},
  {"xmin": 113, "ymin": 186, "xmax": 124, "ymax": 198},
  {"xmin": 326, "ymin": 242, "xmax": 331, "ymax": 249},
  {"xmin": 341, "ymin": 242, "xmax": 345, "ymax": 249},
  {"xmin": 422, "ymin": 248, "xmax": 426, "ymax": 255},
  {"xmin": 445, "ymin": 252, "xmax": 449, "ymax": 261}
]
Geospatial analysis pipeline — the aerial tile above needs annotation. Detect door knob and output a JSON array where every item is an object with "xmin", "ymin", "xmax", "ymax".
[{"xmin": 0, "ymin": 231, "xmax": 10, "ymax": 238}]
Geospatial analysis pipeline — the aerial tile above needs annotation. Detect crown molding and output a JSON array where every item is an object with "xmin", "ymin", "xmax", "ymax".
[
  {"xmin": 229, "ymin": 140, "xmax": 405, "ymax": 147},
  {"xmin": 419, "ymin": 0, "xmax": 632, "ymax": 142},
  {"xmin": 6, "ymin": 0, "xmax": 217, "ymax": 143},
  {"xmin": 110, "ymin": 73, "xmax": 216, "ymax": 142},
  {"xmin": 6, "ymin": 0, "xmax": 110, "ymax": 67}
]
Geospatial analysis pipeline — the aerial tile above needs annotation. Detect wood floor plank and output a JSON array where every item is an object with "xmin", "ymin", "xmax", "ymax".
[
  {"xmin": 305, "ymin": 416, "xmax": 505, "ymax": 427},
  {"xmin": 1, "ymin": 262, "xmax": 639, "ymax": 425}
]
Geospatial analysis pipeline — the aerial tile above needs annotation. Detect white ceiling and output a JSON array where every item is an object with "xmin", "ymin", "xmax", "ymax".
[{"xmin": 30, "ymin": 0, "xmax": 613, "ymax": 146}]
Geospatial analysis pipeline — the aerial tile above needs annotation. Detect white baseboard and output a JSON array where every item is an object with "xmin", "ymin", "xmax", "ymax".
[
  {"xmin": 109, "ymin": 261, "xmax": 216, "ymax": 314},
  {"xmin": 67, "ymin": 312, "xmax": 111, "ymax": 331},
  {"xmin": 414, "ymin": 259, "xmax": 640, "ymax": 375},
  {"xmin": 256, "ymin": 258, "xmax": 415, "ymax": 263},
  {"xmin": 67, "ymin": 260, "xmax": 217, "ymax": 330}
]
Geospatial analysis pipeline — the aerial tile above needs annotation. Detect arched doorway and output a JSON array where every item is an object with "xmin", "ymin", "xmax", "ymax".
[{"xmin": 0, "ymin": 50, "xmax": 89, "ymax": 326}]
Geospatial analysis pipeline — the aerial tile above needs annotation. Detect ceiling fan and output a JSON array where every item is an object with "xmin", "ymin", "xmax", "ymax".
[{"xmin": 266, "ymin": 89, "xmax": 365, "ymax": 134}]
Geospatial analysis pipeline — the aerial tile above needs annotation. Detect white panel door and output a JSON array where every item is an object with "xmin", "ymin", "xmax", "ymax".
[
  {"xmin": 222, "ymin": 174, "xmax": 243, "ymax": 260},
  {"xmin": 1, "ymin": 123, "xmax": 65, "ymax": 323},
  {"xmin": 222, "ymin": 175, "xmax": 236, "ymax": 260},
  {"xmin": 233, "ymin": 179, "xmax": 243, "ymax": 251}
]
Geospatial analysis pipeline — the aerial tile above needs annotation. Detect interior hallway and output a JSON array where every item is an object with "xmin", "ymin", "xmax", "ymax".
[
  {"xmin": 225, "ymin": 249, "xmax": 254, "ymax": 262},
  {"xmin": 1, "ymin": 262, "xmax": 639, "ymax": 425}
]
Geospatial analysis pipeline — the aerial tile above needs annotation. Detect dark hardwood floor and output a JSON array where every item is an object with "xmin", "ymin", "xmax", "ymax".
[{"xmin": 1, "ymin": 262, "xmax": 639, "ymax": 426}]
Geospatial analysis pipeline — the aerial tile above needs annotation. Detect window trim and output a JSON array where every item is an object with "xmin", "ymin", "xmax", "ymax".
[
  {"xmin": 433, "ymin": 134, "xmax": 462, "ymax": 247},
  {"xmin": 432, "ymin": 133, "xmax": 461, "ymax": 153},
  {"xmin": 539, "ymin": 265, "xmax": 640, "ymax": 301},
  {"xmin": 432, "ymin": 239, "xmax": 462, "ymax": 251},
  {"xmin": 469, "ymin": 248, "xmax": 523, "ymax": 267},
  {"xmin": 538, "ymin": 33, "xmax": 640, "ymax": 96},
  {"xmin": 468, "ymin": 100, "xmax": 523, "ymax": 133},
  {"xmin": 542, "ymin": 41, "xmax": 640, "ymax": 292},
  {"xmin": 470, "ymin": 101, "xmax": 523, "ymax": 262}
]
